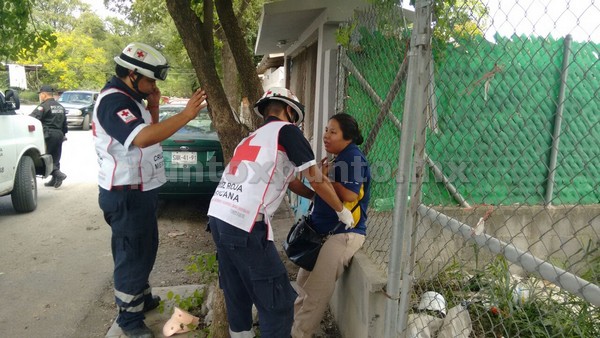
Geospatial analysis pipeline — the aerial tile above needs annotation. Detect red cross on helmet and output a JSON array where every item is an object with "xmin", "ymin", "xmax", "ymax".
[
  {"xmin": 253, "ymin": 87, "xmax": 305, "ymax": 125},
  {"xmin": 114, "ymin": 42, "xmax": 170, "ymax": 81}
]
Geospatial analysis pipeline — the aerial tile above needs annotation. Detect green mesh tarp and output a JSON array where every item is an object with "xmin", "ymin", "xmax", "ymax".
[{"xmin": 345, "ymin": 33, "xmax": 600, "ymax": 207}]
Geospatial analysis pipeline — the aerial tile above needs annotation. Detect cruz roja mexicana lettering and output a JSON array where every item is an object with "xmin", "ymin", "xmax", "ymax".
[
  {"xmin": 217, "ymin": 182, "xmax": 244, "ymax": 192},
  {"xmin": 215, "ymin": 182, "xmax": 243, "ymax": 202},
  {"xmin": 214, "ymin": 189, "xmax": 240, "ymax": 202}
]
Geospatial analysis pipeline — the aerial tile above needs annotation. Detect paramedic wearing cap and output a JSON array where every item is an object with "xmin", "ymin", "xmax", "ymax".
[
  {"xmin": 30, "ymin": 85, "xmax": 68, "ymax": 188},
  {"xmin": 93, "ymin": 42, "xmax": 208, "ymax": 338},
  {"xmin": 207, "ymin": 87, "xmax": 355, "ymax": 338}
]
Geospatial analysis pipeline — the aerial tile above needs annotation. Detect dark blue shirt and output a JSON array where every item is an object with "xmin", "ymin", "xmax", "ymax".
[
  {"xmin": 96, "ymin": 76, "xmax": 147, "ymax": 146},
  {"xmin": 311, "ymin": 143, "xmax": 370, "ymax": 235},
  {"xmin": 264, "ymin": 116, "xmax": 315, "ymax": 167}
]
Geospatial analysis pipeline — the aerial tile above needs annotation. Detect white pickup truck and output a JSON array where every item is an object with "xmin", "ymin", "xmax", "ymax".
[{"xmin": 0, "ymin": 89, "xmax": 53, "ymax": 213}]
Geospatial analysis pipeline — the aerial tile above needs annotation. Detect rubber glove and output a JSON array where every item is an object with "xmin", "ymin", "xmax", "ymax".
[{"xmin": 336, "ymin": 207, "xmax": 355, "ymax": 229}]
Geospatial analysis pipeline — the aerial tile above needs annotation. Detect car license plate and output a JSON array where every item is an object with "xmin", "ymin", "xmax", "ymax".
[{"xmin": 171, "ymin": 151, "xmax": 197, "ymax": 165}]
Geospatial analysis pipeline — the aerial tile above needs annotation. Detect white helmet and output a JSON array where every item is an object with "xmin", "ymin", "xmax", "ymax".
[
  {"xmin": 253, "ymin": 87, "xmax": 305, "ymax": 124},
  {"xmin": 417, "ymin": 291, "xmax": 447, "ymax": 317},
  {"xmin": 114, "ymin": 42, "xmax": 170, "ymax": 80}
]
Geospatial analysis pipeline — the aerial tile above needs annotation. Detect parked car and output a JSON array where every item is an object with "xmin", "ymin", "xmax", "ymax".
[
  {"xmin": 0, "ymin": 89, "xmax": 53, "ymax": 213},
  {"xmin": 59, "ymin": 90, "xmax": 98, "ymax": 130},
  {"xmin": 158, "ymin": 103, "xmax": 224, "ymax": 198}
]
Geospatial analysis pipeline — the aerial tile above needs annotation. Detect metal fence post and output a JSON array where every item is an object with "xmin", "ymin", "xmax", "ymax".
[
  {"xmin": 340, "ymin": 2, "xmax": 599, "ymax": 336},
  {"xmin": 545, "ymin": 34, "xmax": 572, "ymax": 205},
  {"xmin": 383, "ymin": 1, "xmax": 433, "ymax": 337}
]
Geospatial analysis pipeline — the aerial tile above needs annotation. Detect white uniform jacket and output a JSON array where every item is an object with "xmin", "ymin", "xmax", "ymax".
[
  {"xmin": 92, "ymin": 88, "xmax": 166, "ymax": 191},
  {"xmin": 208, "ymin": 121, "xmax": 299, "ymax": 241}
]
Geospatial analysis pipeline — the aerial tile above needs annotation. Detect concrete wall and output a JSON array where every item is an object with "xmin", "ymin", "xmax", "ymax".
[
  {"xmin": 329, "ymin": 205, "xmax": 600, "ymax": 337},
  {"xmin": 414, "ymin": 204, "xmax": 600, "ymax": 278},
  {"xmin": 330, "ymin": 251, "xmax": 388, "ymax": 338}
]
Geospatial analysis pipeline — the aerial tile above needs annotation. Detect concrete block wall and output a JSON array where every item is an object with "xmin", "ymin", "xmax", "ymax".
[
  {"xmin": 414, "ymin": 205, "xmax": 600, "ymax": 278},
  {"xmin": 330, "ymin": 251, "xmax": 388, "ymax": 338},
  {"xmin": 328, "ymin": 205, "xmax": 599, "ymax": 337}
]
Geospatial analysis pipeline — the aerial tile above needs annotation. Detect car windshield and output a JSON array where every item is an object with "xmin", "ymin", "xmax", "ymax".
[
  {"xmin": 159, "ymin": 106, "xmax": 215, "ymax": 134},
  {"xmin": 59, "ymin": 93, "xmax": 94, "ymax": 104}
]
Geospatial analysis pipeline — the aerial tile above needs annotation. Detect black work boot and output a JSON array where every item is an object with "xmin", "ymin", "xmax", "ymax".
[
  {"xmin": 53, "ymin": 171, "xmax": 67, "ymax": 188},
  {"xmin": 44, "ymin": 176, "xmax": 56, "ymax": 187},
  {"xmin": 122, "ymin": 322, "xmax": 154, "ymax": 338},
  {"xmin": 143, "ymin": 295, "xmax": 161, "ymax": 313}
]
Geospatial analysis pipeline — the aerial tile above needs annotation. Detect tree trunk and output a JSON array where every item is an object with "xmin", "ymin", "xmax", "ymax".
[
  {"xmin": 165, "ymin": 1, "xmax": 268, "ymax": 335},
  {"xmin": 215, "ymin": 0, "xmax": 263, "ymax": 129},
  {"xmin": 217, "ymin": 28, "xmax": 241, "ymax": 112},
  {"xmin": 165, "ymin": 0, "xmax": 245, "ymax": 162},
  {"xmin": 209, "ymin": 281, "xmax": 229, "ymax": 338}
]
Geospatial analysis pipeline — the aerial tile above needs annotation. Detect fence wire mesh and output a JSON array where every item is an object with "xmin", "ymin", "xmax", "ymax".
[{"xmin": 338, "ymin": 1, "xmax": 599, "ymax": 337}]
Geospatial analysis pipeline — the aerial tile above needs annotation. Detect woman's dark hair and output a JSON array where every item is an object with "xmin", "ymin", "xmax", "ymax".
[{"xmin": 330, "ymin": 113, "xmax": 364, "ymax": 145}]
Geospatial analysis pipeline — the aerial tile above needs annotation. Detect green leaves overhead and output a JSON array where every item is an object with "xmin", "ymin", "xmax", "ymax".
[
  {"xmin": 0, "ymin": 0, "xmax": 57, "ymax": 60},
  {"xmin": 25, "ymin": 32, "xmax": 109, "ymax": 90}
]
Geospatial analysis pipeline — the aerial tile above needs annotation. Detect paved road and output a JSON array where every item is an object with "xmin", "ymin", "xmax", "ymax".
[
  {"xmin": 0, "ymin": 129, "xmax": 114, "ymax": 337},
  {"xmin": 0, "ymin": 128, "xmax": 300, "ymax": 337}
]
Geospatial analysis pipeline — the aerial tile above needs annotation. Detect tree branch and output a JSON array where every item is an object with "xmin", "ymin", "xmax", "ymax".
[
  {"xmin": 165, "ymin": 0, "xmax": 245, "ymax": 161},
  {"xmin": 202, "ymin": 0, "xmax": 214, "ymax": 56},
  {"xmin": 214, "ymin": 0, "xmax": 263, "ymax": 105}
]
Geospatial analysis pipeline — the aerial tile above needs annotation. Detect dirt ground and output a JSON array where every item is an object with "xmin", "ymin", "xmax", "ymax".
[{"xmin": 74, "ymin": 198, "xmax": 340, "ymax": 337}]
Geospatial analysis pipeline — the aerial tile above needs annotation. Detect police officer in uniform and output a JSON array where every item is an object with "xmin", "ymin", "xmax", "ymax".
[
  {"xmin": 30, "ymin": 85, "xmax": 68, "ymax": 188},
  {"xmin": 93, "ymin": 42, "xmax": 207, "ymax": 338},
  {"xmin": 207, "ymin": 87, "xmax": 355, "ymax": 338}
]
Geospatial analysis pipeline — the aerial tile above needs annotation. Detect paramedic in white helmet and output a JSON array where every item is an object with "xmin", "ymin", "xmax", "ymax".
[
  {"xmin": 93, "ymin": 42, "xmax": 208, "ymax": 338},
  {"xmin": 207, "ymin": 87, "xmax": 355, "ymax": 338}
]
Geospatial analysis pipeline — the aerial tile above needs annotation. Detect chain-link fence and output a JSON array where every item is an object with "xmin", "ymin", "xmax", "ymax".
[{"xmin": 337, "ymin": 1, "xmax": 599, "ymax": 337}]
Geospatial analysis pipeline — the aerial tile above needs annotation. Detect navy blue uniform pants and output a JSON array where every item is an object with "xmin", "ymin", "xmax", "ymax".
[
  {"xmin": 208, "ymin": 216, "xmax": 296, "ymax": 337},
  {"xmin": 44, "ymin": 128, "xmax": 64, "ymax": 173},
  {"xmin": 99, "ymin": 188, "xmax": 159, "ymax": 330}
]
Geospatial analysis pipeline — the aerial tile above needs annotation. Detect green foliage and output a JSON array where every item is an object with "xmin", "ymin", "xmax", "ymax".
[
  {"xmin": 340, "ymin": 0, "xmax": 488, "ymax": 59},
  {"xmin": 335, "ymin": 23, "xmax": 355, "ymax": 47},
  {"xmin": 337, "ymin": 2, "xmax": 409, "ymax": 50},
  {"xmin": 161, "ymin": 289, "xmax": 208, "ymax": 337},
  {"xmin": 413, "ymin": 255, "xmax": 600, "ymax": 338},
  {"xmin": 0, "ymin": 0, "xmax": 57, "ymax": 60},
  {"xmin": 186, "ymin": 253, "xmax": 219, "ymax": 283},
  {"xmin": 31, "ymin": 0, "xmax": 88, "ymax": 32},
  {"xmin": 76, "ymin": 13, "xmax": 109, "ymax": 41},
  {"xmin": 430, "ymin": 0, "xmax": 488, "ymax": 43},
  {"xmin": 104, "ymin": 0, "xmax": 198, "ymax": 97},
  {"xmin": 18, "ymin": 91, "xmax": 39, "ymax": 105},
  {"xmin": 233, "ymin": 0, "xmax": 264, "ymax": 57},
  {"xmin": 346, "ymin": 23, "xmax": 599, "ymax": 205},
  {"xmin": 160, "ymin": 253, "xmax": 218, "ymax": 314},
  {"xmin": 4, "ymin": 0, "xmax": 194, "ymax": 96},
  {"xmin": 158, "ymin": 253, "xmax": 219, "ymax": 336},
  {"xmin": 17, "ymin": 31, "xmax": 109, "ymax": 90},
  {"xmin": 165, "ymin": 288, "xmax": 206, "ymax": 313},
  {"xmin": 577, "ymin": 239, "xmax": 600, "ymax": 285},
  {"xmin": 6, "ymin": 0, "xmax": 264, "ymax": 100}
]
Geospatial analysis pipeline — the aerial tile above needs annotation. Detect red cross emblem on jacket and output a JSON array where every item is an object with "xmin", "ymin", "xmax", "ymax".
[{"xmin": 229, "ymin": 135, "xmax": 260, "ymax": 175}]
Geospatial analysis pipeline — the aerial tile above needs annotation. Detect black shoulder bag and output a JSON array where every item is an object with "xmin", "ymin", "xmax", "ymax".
[{"xmin": 283, "ymin": 202, "xmax": 361, "ymax": 271}]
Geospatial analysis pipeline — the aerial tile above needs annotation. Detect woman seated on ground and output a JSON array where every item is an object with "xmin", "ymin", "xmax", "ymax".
[{"xmin": 291, "ymin": 113, "xmax": 371, "ymax": 338}]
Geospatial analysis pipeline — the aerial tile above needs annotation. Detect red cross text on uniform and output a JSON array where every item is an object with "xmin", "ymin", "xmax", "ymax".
[{"xmin": 229, "ymin": 135, "xmax": 260, "ymax": 175}]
